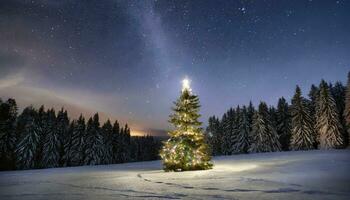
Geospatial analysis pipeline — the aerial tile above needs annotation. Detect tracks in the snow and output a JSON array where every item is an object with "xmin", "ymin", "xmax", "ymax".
[{"xmin": 136, "ymin": 172, "xmax": 349, "ymax": 197}]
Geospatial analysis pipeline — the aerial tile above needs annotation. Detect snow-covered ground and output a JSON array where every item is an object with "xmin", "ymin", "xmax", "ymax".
[{"xmin": 0, "ymin": 150, "xmax": 349, "ymax": 200}]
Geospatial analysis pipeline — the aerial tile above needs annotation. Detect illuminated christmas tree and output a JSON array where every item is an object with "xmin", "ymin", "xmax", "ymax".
[{"xmin": 160, "ymin": 78, "xmax": 213, "ymax": 171}]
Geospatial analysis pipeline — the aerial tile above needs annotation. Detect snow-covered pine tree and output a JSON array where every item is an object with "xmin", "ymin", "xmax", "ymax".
[
  {"xmin": 221, "ymin": 108, "xmax": 236, "ymax": 155},
  {"xmin": 101, "ymin": 120, "xmax": 113, "ymax": 164},
  {"xmin": 247, "ymin": 101, "xmax": 255, "ymax": 145},
  {"xmin": 111, "ymin": 120, "xmax": 121, "ymax": 163},
  {"xmin": 0, "ymin": 99, "xmax": 18, "ymax": 170},
  {"xmin": 330, "ymin": 81, "xmax": 347, "ymax": 145},
  {"xmin": 15, "ymin": 106, "xmax": 40, "ymax": 170},
  {"xmin": 331, "ymin": 82, "xmax": 346, "ymax": 117},
  {"xmin": 120, "ymin": 124, "xmax": 131, "ymax": 163},
  {"xmin": 308, "ymin": 84, "xmax": 320, "ymax": 148},
  {"xmin": 308, "ymin": 84, "xmax": 320, "ymax": 124},
  {"xmin": 234, "ymin": 106, "xmax": 250, "ymax": 153},
  {"xmin": 247, "ymin": 101, "xmax": 255, "ymax": 129},
  {"xmin": 345, "ymin": 72, "xmax": 350, "ymax": 146},
  {"xmin": 84, "ymin": 117, "xmax": 94, "ymax": 165},
  {"xmin": 268, "ymin": 106, "xmax": 278, "ymax": 129},
  {"xmin": 220, "ymin": 113, "xmax": 229, "ymax": 155},
  {"xmin": 290, "ymin": 86, "xmax": 315, "ymax": 150},
  {"xmin": 308, "ymin": 84, "xmax": 319, "ymax": 120},
  {"xmin": 316, "ymin": 80, "xmax": 344, "ymax": 149},
  {"xmin": 56, "ymin": 109, "xmax": 70, "ymax": 166},
  {"xmin": 160, "ymin": 79, "xmax": 212, "ymax": 171},
  {"xmin": 276, "ymin": 97, "xmax": 291, "ymax": 151},
  {"xmin": 206, "ymin": 116, "xmax": 222, "ymax": 155},
  {"xmin": 249, "ymin": 102, "xmax": 281, "ymax": 153},
  {"xmin": 205, "ymin": 116, "xmax": 215, "ymax": 155},
  {"xmin": 84, "ymin": 113, "xmax": 104, "ymax": 165},
  {"xmin": 35, "ymin": 105, "xmax": 47, "ymax": 168},
  {"xmin": 118, "ymin": 126, "xmax": 125, "ymax": 162},
  {"xmin": 42, "ymin": 109, "xmax": 61, "ymax": 168},
  {"xmin": 62, "ymin": 121, "xmax": 74, "ymax": 166},
  {"xmin": 231, "ymin": 106, "xmax": 242, "ymax": 153},
  {"xmin": 68, "ymin": 115, "xmax": 85, "ymax": 166}
]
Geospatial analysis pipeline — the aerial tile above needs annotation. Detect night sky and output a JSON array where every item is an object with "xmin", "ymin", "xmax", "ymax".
[{"xmin": 0, "ymin": 0, "xmax": 349, "ymax": 136}]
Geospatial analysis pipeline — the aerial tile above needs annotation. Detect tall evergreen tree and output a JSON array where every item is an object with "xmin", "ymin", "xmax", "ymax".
[
  {"xmin": 345, "ymin": 72, "xmax": 350, "ymax": 146},
  {"xmin": 111, "ymin": 120, "xmax": 121, "ymax": 163},
  {"xmin": 0, "ymin": 99, "xmax": 18, "ymax": 170},
  {"xmin": 234, "ymin": 106, "xmax": 250, "ymax": 153},
  {"xmin": 220, "ymin": 113, "xmax": 229, "ymax": 155},
  {"xmin": 316, "ymin": 81, "xmax": 343, "ymax": 149},
  {"xmin": 276, "ymin": 97, "xmax": 291, "ymax": 151},
  {"xmin": 290, "ymin": 86, "xmax": 315, "ymax": 150},
  {"xmin": 120, "ymin": 124, "xmax": 131, "ymax": 162},
  {"xmin": 249, "ymin": 102, "xmax": 281, "ymax": 153},
  {"xmin": 160, "ymin": 79, "xmax": 212, "ymax": 171},
  {"xmin": 15, "ymin": 107, "xmax": 40, "ymax": 170},
  {"xmin": 68, "ymin": 115, "xmax": 85, "ymax": 166},
  {"xmin": 56, "ymin": 109, "xmax": 70, "ymax": 166},
  {"xmin": 84, "ymin": 113, "xmax": 104, "ymax": 165},
  {"xmin": 42, "ymin": 109, "xmax": 60, "ymax": 168},
  {"xmin": 331, "ymin": 82, "xmax": 346, "ymax": 116},
  {"xmin": 268, "ymin": 106, "xmax": 278, "ymax": 128},
  {"xmin": 247, "ymin": 101, "xmax": 255, "ymax": 145},
  {"xmin": 206, "ymin": 116, "xmax": 222, "ymax": 155},
  {"xmin": 308, "ymin": 84, "xmax": 319, "ymax": 120},
  {"xmin": 308, "ymin": 84, "xmax": 320, "ymax": 148},
  {"xmin": 247, "ymin": 101, "xmax": 255, "ymax": 129},
  {"xmin": 221, "ymin": 108, "xmax": 236, "ymax": 155},
  {"xmin": 205, "ymin": 116, "xmax": 215, "ymax": 155},
  {"xmin": 84, "ymin": 117, "xmax": 94, "ymax": 165},
  {"xmin": 101, "ymin": 120, "xmax": 113, "ymax": 164},
  {"xmin": 330, "ymin": 81, "xmax": 347, "ymax": 145},
  {"xmin": 62, "ymin": 121, "xmax": 75, "ymax": 166},
  {"xmin": 35, "ymin": 105, "xmax": 47, "ymax": 168}
]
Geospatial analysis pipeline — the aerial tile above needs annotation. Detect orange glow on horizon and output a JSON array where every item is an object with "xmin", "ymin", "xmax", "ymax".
[{"xmin": 131, "ymin": 130, "xmax": 148, "ymax": 136}]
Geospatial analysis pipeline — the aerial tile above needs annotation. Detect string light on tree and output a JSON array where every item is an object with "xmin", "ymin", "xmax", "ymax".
[{"xmin": 160, "ymin": 77, "xmax": 213, "ymax": 171}]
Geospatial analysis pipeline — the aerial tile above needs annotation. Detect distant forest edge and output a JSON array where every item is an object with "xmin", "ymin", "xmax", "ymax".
[
  {"xmin": 0, "ymin": 102, "xmax": 161, "ymax": 171},
  {"xmin": 205, "ymin": 72, "xmax": 350, "ymax": 155}
]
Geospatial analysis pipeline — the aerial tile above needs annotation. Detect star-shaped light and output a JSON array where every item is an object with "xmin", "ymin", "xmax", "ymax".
[{"xmin": 182, "ymin": 78, "xmax": 192, "ymax": 92}]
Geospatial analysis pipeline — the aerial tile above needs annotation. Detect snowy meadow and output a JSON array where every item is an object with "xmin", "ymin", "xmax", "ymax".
[{"xmin": 0, "ymin": 149, "xmax": 349, "ymax": 200}]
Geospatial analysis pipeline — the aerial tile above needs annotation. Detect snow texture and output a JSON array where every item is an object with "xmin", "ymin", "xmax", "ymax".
[{"xmin": 0, "ymin": 149, "xmax": 349, "ymax": 200}]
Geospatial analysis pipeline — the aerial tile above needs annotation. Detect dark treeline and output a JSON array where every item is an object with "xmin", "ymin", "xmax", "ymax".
[
  {"xmin": 206, "ymin": 72, "xmax": 350, "ymax": 155},
  {"xmin": 0, "ymin": 104, "xmax": 161, "ymax": 171}
]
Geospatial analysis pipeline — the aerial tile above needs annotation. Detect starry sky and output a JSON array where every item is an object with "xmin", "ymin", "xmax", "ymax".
[{"xmin": 0, "ymin": 0, "xmax": 349, "ymax": 136}]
